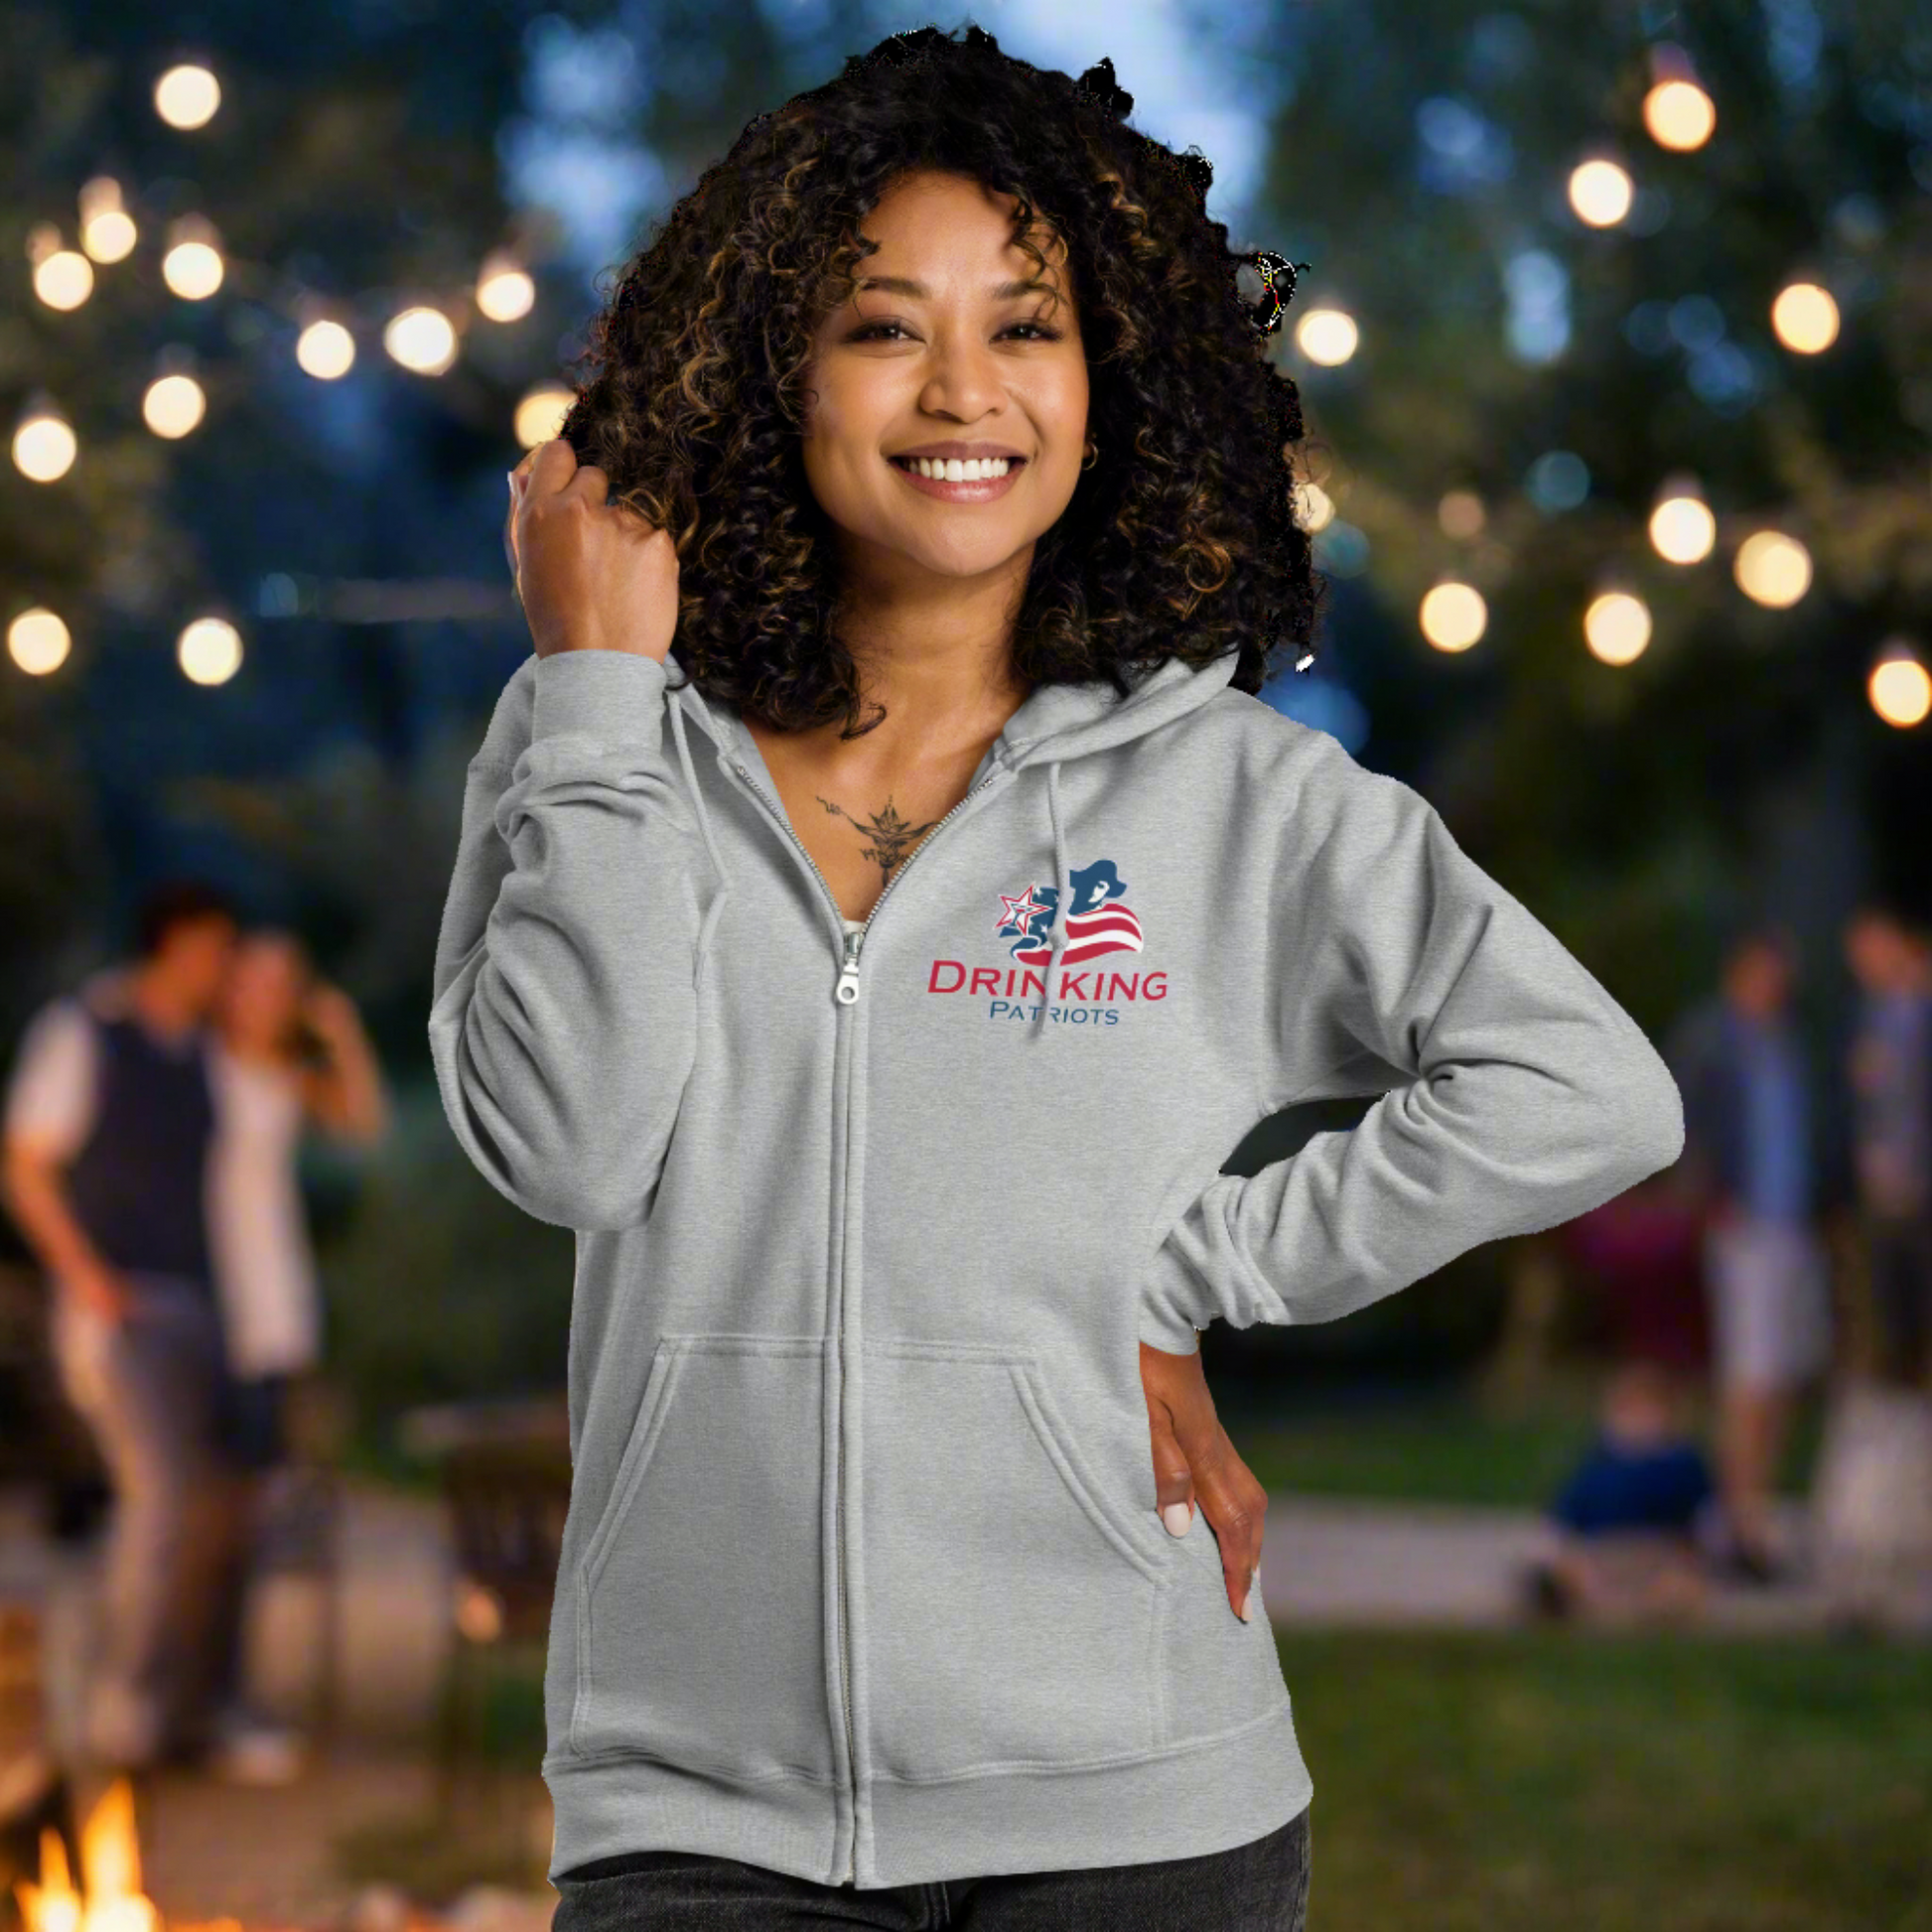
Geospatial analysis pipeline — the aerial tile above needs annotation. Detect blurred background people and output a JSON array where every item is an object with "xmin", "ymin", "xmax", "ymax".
[
  {"xmin": 198, "ymin": 927, "xmax": 391, "ymax": 1781},
  {"xmin": 1841, "ymin": 899, "xmax": 1932, "ymax": 1391},
  {"xmin": 0, "ymin": 881, "xmax": 266, "ymax": 1774},
  {"xmin": 1666, "ymin": 923, "xmax": 1834, "ymax": 1583},
  {"xmin": 1523, "ymin": 1358, "xmax": 1715, "ymax": 1624}
]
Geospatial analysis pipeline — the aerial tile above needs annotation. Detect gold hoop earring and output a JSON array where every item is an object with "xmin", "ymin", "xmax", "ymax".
[{"xmin": 1081, "ymin": 439, "xmax": 1099, "ymax": 471}]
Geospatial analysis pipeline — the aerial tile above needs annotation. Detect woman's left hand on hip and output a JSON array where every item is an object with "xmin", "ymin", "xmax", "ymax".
[{"xmin": 1140, "ymin": 1339, "xmax": 1268, "ymax": 1621}]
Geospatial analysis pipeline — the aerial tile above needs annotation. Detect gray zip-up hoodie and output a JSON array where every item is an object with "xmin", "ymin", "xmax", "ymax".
[{"xmin": 428, "ymin": 643, "xmax": 1684, "ymax": 1890}]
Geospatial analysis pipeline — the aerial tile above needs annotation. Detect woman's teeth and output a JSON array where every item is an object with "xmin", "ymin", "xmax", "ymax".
[{"xmin": 894, "ymin": 456, "xmax": 1015, "ymax": 481}]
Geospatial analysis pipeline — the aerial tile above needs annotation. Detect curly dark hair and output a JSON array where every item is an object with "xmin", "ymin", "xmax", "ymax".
[{"xmin": 558, "ymin": 22, "xmax": 1327, "ymax": 738}]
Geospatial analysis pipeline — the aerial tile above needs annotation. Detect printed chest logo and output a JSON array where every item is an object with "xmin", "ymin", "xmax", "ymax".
[{"xmin": 925, "ymin": 857, "xmax": 1171, "ymax": 1029}]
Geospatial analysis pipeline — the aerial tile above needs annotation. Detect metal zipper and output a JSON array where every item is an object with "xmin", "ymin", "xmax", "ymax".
[
  {"xmin": 832, "ymin": 762, "xmax": 1011, "ymax": 998},
  {"xmin": 725, "ymin": 747, "xmax": 1013, "ymax": 1886}
]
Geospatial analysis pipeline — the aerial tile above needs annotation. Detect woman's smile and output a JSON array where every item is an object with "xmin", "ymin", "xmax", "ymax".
[{"xmin": 887, "ymin": 451, "xmax": 1029, "ymax": 503}]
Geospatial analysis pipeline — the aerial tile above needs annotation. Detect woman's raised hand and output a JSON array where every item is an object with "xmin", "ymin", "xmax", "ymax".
[
  {"xmin": 1141, "ymin": 1338, "xmax": 1270, "ymax": 1622},
  {"xmin": 505, "ymin": 437, "xmax": 679, "ymax": 662}
]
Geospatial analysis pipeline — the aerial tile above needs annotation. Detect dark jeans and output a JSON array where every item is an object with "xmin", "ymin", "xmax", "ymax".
[
  {"xmin": 553, "ymin": 1802, "xmax": 1311, "ymax": 1931},
  {"xmin": 50, "ymin": 1273, "xmax": 250, "ymax": 1760},
  {"xmin": 1866, "ymin": 1207, "xmax": 1932, "ymax": 1387}
]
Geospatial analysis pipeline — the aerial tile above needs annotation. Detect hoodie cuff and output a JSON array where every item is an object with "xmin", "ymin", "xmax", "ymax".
[
  {"xmin": 532, "ymin": 647, "xmax": 671, "ymax": 746},
  {"xmin": 1138, "ymin": 1241, "xmax": 1208, "ymax": 1354}
]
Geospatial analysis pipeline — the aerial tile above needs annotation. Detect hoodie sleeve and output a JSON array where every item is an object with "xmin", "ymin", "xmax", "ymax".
[
  {"xmin": 1138, "ymin": 728, "xmax": 1686, "ymax": 1354},
  {"xmin": 427, "ymin": 647, "xmax": 714, "ymax": 1232}
]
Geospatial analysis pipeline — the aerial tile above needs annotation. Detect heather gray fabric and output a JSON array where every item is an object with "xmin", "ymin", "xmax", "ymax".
[{"xmin": 428, "ymin": 646, "xmax": 1684, "ymax": 1890}]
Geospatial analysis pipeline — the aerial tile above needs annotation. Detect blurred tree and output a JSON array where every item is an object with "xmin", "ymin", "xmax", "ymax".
[
  {"xmin": 1224, "ymin": 0, "xmax": 1931, "ymax": 1036},
  {"xmin": 0, "ymin": 0, "xmax": 609, "ymax": 1023}
]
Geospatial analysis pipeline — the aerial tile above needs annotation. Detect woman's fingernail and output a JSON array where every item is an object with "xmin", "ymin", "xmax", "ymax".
[
  {"xmin": 1237, "ymin": 1563, "xmax": 1260, "ymax": 1622},
  {"xmin": 1162, "ymin": 1502, "xmax": 1191, "ymax": 1538}
]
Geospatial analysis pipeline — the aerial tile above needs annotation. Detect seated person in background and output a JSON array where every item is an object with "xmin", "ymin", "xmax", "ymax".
[{"xmin": 1522, "ymin": 1359, "xmax": 1717, "ymax": 1623}]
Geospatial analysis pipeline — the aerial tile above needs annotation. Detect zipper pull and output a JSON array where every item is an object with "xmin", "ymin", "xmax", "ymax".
[{"xmin": 835, "ymin": 926, "xmax": 862, "ymax": 1006}]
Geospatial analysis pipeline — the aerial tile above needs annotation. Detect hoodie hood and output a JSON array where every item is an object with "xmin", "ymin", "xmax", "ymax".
[{"xmin": 660, "ymin": 649, "xmax": 1244, "ymax": 1038}]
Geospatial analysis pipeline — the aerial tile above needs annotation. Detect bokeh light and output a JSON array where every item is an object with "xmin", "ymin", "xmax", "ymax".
[
  {"xmin": 1649, "ymin": 489, "xmax": 1717, "ymax": 564},
  {"xmin": 1438, "ymin": 489, "xmax": 1485, "ymax": 538},
  {"xmin": 7, "ymin": 609, "xmax": 71, "ymax": 677},
  {"xmin": 162, "ymin": 226, "xmax": 224, "ymax": 300},
  {"xmin": 154, "ymin": 64, "xmax": 221, "ymax": 129},
  {"xmin": 513, "ymin": 384, "xmax": 574, "ymax": 448},
  {"xmin": 296, "ymin": 320, "xmax": 356, "ymax": 380},
  {"xmin": 1734, "ymin": 530, "xmax": 1813, "ymax": 607},
  {"xmin": 1867, "ymin": 640, "xmax": 1930, "ymax": 728},
  {"xmin": 32, "ymin": 248, "xmax": 93, "ymax": 311},
  {"xmin": 386, "ymin": 307, "xmax": 459, "ymax": 375},
  {"xmin": 1569, "ymin": 158, "xmax": 1634, "ymax": 226},
  {"xmin": 78, "ymin": 179, "xmax": 137, "ymax": 262},
  {"xmin": 142, "ymin": 374, "xmax": 207, "ymax": 439},
  {"xmin": 1770, "ymin": 281, "xmax": 1840, "ymax": 353},
  {"xmin": 177, "ymin": 617, "xmax": 243, "ymax": 686},
  {"xmin": 1296, "ymin": 309, "xmax": 1359, "ymax": 366},
  {"xmin": 1643, "ymin": 78, "xmax": 1716, "ymax": 150},
  {"xmin": 1585, "ymin": 591, "xmax": 1651, "ymax": 664},
  {"xmin": 477, "ymin": 258, "xmax": 536, "ymax": 323},
  {"xmin": 12, "ymin": 410, "xmax": 77, "ymax": 483},
  {"xmin": 1420, "ymin": 581, "xmax": 1488, "ymax": 652}
]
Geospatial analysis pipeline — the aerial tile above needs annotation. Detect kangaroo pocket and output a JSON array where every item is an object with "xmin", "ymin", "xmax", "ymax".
[
  {"xmin": 860, "ymin": 1341, "xmax": 1173, "ymax": 1779},
  {"xmin": 571, "ymin": 1334, "xmax": 832, "ymax": 1778}
]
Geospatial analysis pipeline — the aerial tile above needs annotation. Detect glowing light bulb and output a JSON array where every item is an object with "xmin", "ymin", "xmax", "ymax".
[
  {"xmin": 7, "ymin": 609, "xmax": 71, "ymax": 676},
  {"xmin": 33, "ymin": 249, "xmax": 93, "ymax": 311},
  {"xmin": 1867, "ymin": 641, "xmax": 1930, "ymax": 729},
  {"xmin": 13, "ymin": 411, "xmax": 77, "ymax": 483},
  {"xmin": 78, "ymin": 179, "xmax": 137, "ymax": 262},
  {"xmin": 1734, "ymin": 530, "xmax": 1812, "ymax": 607},
  {"xmin": 162, "ymin": 239, "xmax": 223, "ymax": 300},
  {"xmin": 513, "ymin": 384, "xmax": 574, "ymax": 449},
  {"xmin": 1420, "ymin": 581, "xmax": 1487, "ymax": 652},
  {"xmin": 385, "ymin": 307, "xmax": 458, "ymax": 375},
  {"xmin": 178, "ymin": 618, "xmax": 243, "ymax": 686},
  {"xmin": 1296, "ymin": 309, "xmax": 1358, "ymax": 366},
  {"xmin": 1643, "ymin": 78, "xmax": 1715, "ymax": 151},
  {"xmin": 142, "ymin": 374, "xmax": 207, "ymax": 439},
  {"xmin": 1649, "ymin": 492, "xmax": 1716, "ymax": 564},
  {"xmin": 296, "ymin": 320, "xmax": 355, "ymax": 379},
  {"xmin": 477, "ymin": 256, "xmax": 536, "ymax": 323},
  {"xmin": 1569, "ymin": 159, "xmax": 1634, "ymax": 227},
  {"xmin": 1585, "ymin": 591, "xmax": 1651, "ymax": 664},
  {"xmin": 1770, "ymin": 282, "xmax": 1839, "ymax": 353},
  {"xmin": 154, "ymin": 64, "xmax": 220, "ymax": 129}
]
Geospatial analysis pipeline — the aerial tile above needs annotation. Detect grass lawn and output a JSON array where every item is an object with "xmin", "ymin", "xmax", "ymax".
[
  {"xmin": 1220, "ymin": 1367, "xmax": 1827, "ymax": 1510},
  {"xmin": 375, "ymin": 1623, "xmax": 1932, "ymax": 1928},
  {"xmin": 1279, "ymin": 1624, "xmax": 1932, "ymax": 1931}
]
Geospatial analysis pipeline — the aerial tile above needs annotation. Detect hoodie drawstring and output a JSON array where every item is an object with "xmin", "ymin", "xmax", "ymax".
[
  {"xmin": 666, "ymin": 683, "xmax": 734, "ymax": 987},
  {"xmin": 1032, "ymin": 759, "xmax": 1068, "ymax": 1040}
]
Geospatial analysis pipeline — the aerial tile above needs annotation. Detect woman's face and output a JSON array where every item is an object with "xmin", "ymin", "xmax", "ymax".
[
  {"xmin": 800, "ymin": 168, "xmax": 1090, "ymax": 599},
  {"xmin": 216, "ymin": 932, "xmax": 308, "ymax": 1044}
]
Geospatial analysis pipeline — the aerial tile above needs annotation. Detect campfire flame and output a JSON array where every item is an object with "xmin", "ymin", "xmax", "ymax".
[{"xmin": 13, "ymin": 1779, "xmax": 158, "ymax": 1932}]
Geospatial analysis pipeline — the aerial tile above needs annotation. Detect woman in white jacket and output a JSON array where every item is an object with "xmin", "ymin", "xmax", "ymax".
[{"xmin": 203, "ymin": 930, "xmax": 389, "ymax": 1776}]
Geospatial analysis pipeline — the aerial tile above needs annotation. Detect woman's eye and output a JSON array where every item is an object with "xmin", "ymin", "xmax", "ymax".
[{"xmin": 848, "ymin": 320, "xmax": 1061, "ymax": 343}]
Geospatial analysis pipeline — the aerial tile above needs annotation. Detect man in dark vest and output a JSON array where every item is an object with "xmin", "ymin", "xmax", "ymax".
[{"xmin": 2, "ymin": 879, "xmax": 284, "ymax": 1776}]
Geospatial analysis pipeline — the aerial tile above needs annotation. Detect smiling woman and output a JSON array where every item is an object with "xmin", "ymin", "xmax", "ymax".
[
  {"xmin": 552, "ymin": 24, "xmax": 1324, "ymax": 743},
  {"xmin": 437, "ymin": 18, "xmax": 1684, "ymax": 1930}
]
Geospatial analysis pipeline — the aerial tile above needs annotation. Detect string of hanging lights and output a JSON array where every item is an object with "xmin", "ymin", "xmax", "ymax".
[
  {"xmin": 6, "ymin": 44, "xmax": 1927, "ymax": 728},
  {"xmin": 8, "ymin": 58, "xmax": 574, "ymax": 688}
]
